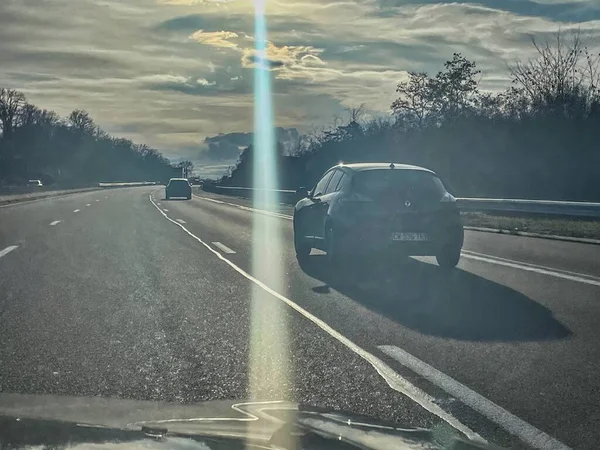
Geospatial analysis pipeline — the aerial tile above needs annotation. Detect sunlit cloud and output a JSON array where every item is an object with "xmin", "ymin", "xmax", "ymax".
[
  {"xmin": 241, "ymin": 42, "xmax": 325, "ymax": 72},
  {"xmin": 189, "ymin": 30, "xmax": 242, "ymax": 48},
  {"xmin": 197, "ymin": 78, "xmax": 216, "ymax": 86}
]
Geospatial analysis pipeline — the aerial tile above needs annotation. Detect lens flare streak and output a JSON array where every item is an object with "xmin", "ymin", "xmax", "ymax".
[{"xmin": 249, "ymin": 0, "xmax": 291, "ymax": 409}]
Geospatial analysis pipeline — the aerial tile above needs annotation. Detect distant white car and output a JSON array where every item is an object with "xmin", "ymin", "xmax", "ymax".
[{"xmin": 28, "ymin": 180, "xmax": 43, "ymax": 187}]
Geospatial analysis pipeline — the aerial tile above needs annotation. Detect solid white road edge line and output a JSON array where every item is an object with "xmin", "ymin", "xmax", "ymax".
[
  {"xmin": 149, "ymin": 193, "xmax": 482, "ymax": 442},
  {"xmin": 73, "ymin": 209, "xmax": 80, "ymax": 213},
  {"xmin": 212, "ymin": 241, "xmax": 236, "ymax": 254},
  {"xmin": 176, "ymin": 219, "xmax": 187, "ymax": 224},
  {"xmin": 49, "ymin": 220, "xmax": 61, "ymax": 226},
  {"xmin": 461, "ymin": 250, "xmax": 600, "ymax": 287},
  {"xmin": 193, "ymin": 195, "xmax": 598, "ymax": 287},
  {"xmin": 378, "ymin": 346, "xmax": 569, "ymax": 450},
  {"xmin": 0, "ymin": 245, "xmax": 19, "ymax": 259}
]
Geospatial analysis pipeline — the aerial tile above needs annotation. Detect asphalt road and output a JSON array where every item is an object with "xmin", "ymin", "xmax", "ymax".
[{"xmin": 1, "ymin": 187, "xmax": 599, "ymax": 450}]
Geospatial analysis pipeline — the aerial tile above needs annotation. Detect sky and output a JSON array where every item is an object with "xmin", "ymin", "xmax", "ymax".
[{"xmin": 1, "ymin": 0, "xmax": 599, "ymax": 174}]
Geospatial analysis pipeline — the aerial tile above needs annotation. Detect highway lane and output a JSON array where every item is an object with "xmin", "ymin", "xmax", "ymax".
[
  {"xmin": 168, "ymin": 189, "xmax": 599, "ymax": 450},
  {"xmin": 194, "ymin": 189, "xmax": 600, "ymax": 278},
  {"xmin": 0, "ymin": 187, "xmax": 462, "ymax": 443},
  {"xmin": 1, "ymin": 186, "xmax": 599, "ymax": 449},
  {"xmin": 0, "ymin": 188, "xmax": 115, "ymax": 251}
]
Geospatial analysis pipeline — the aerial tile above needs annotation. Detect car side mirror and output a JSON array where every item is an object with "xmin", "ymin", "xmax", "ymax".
[{"xmin": 296, "ymin": 187, "xmax": 309, "ymax": 199}]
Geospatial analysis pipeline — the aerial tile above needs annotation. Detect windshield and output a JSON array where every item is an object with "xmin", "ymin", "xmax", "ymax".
[{"xmin": 1, "ymin": 2, "xmax": 598, "ymax": 450}]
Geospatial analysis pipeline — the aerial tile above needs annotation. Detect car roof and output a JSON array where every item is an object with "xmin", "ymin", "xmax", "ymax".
[
  {"xmin": 334, "ymin": 163, "xmax": 436, "ymax": 174},
  {"xmin": 169, "ymin": 178, "xmax": 189, "ymax": 181}
]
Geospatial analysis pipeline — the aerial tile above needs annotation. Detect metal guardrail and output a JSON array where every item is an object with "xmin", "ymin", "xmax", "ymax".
[
  {"xmin": 202, "ymin": 185, "xmax": 600, "ymax": 218},
  {"xmin": 98, "ymin": 182, "xmax": 158, "ymax": 187},
  {"xmin": 203, "ymin": 186, "xmax": 295, "ymax": 194},
  {"xmin": 457, "ymin": 198, "xmax": 600, "ymax": 218}
]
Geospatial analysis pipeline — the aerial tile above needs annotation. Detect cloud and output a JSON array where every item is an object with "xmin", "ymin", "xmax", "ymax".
[
  {"xmin": 241, "ymin": 42, "xmax": 326, "ymax": 73},
  {"xmin": 190, "ymin": 128, "xmax": 300, "ymax": 177},
  {"xmin": 189, "ymin": 30, "xmax": 241, "ymax": 48},
  {"xmin": 160, "ymin": 0, "xmax": 234, "ymax": 5},
  {"xmin": 141, "ymin": 74, "xmax": 190, "ymax": 84},
  {"xmin": 373, "ymin": 0, "xmax": 600, "ymax": 22},
  {"xmin": 196, "ymin": 78, "xmax": 216, "ymax": 86},
  {"xmin": 2, "ymin": 0, "xmax": 600, "ymax": 165},
  {"xmin": 200, "ymin": 128, "xmax": 299, "ymax": 162}
]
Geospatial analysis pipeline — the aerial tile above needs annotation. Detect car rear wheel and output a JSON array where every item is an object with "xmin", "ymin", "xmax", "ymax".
[
  {"xmin": 186, "ymin": 194, "xmax": 192, "ymax": 200},
  {"xmin": 436, "ymin": 247, "xmax": 461, "ymax": 269}
]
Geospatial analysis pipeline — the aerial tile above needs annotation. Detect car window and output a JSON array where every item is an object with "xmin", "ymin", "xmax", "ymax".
[
  {"xmin": 335, "ymin": 173, "xmax": 349, "ymax": 192},
  {"xmin": 312, "ymin": 171, "xmax": 334, "ymax": 196},
  {"xmin": 353, "ymin": 170, "xmax": 446, "ymax": 200},
  {"xmin": 325, "ymin": 170, "xmax": 344, "ymax": 194}
]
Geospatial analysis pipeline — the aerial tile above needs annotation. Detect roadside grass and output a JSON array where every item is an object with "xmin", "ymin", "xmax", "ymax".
[{"xmin": 461, "ymin": 212, "xmax": 600, "ymax": 241}]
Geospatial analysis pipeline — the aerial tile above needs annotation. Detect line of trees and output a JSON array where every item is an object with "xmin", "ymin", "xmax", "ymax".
[
  {"xmin": 220, "ymin": 31, "xmax": 600, "ymax": 201},
  {"xmin": 0, "ymin": 90, "xmax": 180, "ymax": 186}
]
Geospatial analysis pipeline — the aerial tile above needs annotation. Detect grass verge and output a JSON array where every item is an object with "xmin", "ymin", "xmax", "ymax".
[{"xmin": 461, "ymin": 212, "xmax": 600, "ymax": 241}]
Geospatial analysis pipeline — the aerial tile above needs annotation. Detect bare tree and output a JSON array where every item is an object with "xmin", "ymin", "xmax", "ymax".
[
  {"xmin": 0, "ymin": 88, "xmax": 27, "ymax": 138},
  {"xmin": 509, "ymin": 29, "xmax": 600, "ymax": 117},
  {"xmin": 37, "ymin": 109, "xmax": 61, "ymax": 127},
  {"xmin": 392, "ymin": 72, "xmax": 434, "ymax": 127},
  {"xmin": 68, "ymin": 109, "xmax": 96, "ymax": 134},
  {"xmin": 18, "ymin": 103, "xmax": 42, "ymax": 127},
  {"xmin": 177, "ymin": 160, "xmax": 194, "ymax": 178},
  {"xmin": 346, "ymin": 103, "xmax": 366, "ymax": 123}
]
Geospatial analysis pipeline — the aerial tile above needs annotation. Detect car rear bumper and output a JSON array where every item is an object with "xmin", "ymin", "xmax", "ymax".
[
  {"xmin": 166, "ymin": 188, "xmax": 192, "ymax": 197},
  {"xmin": 338, "ymin": 224, "xmax": 464, "ymax": 256}
]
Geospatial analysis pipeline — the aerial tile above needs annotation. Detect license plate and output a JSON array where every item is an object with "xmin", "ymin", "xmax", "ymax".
[{"xmin": 392, "ymin": 232, "xmax": 429, "ymax": 241}]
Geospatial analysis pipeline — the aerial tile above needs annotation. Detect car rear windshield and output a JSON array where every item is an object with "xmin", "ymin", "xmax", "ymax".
[
  {"xmin": 170, "ymin": 180, "xmax": 189, "ymax": 186},
  {"xmin": 353, "ymin": 170, "xmax": 446, "ymax": 200}
]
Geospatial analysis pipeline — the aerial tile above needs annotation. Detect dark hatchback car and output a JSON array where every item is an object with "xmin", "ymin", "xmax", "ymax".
[
  {"xmin": 166, "ymin": 178, "xmax": 192, "ymax": 200},
  {"xmin": 293, "ymin": 163, "xmax": 464, "ymax": 268}
]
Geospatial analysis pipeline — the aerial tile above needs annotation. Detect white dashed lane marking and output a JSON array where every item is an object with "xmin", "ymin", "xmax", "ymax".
[
  {"xmin": 0, "ymin": 245, "xmax": 19, "ymax": 259},
  {"xmin": 95, "ymin": 199, "xmax": 100, "ymax": 202},
  {"xmin": 176, "ymin": 219, "xmax": 186, "ymax": 224},
  {"xmin": 73, "ymin": 209, "xmax": 80, "ymax": 213},
  {"xmin": 86, "ymin": 204, "xmax": 91, "ymax": 207},
  {"xmin": 163, "ymin": 209, "xmax": 169, "ymax": 212},
  {"xmin": 49, "ymin": 220, "xmax": 61, "ymax": 226},
  {"xmin": 212, "ymin": 242, "xmax": 236, "ymax": 254}
]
